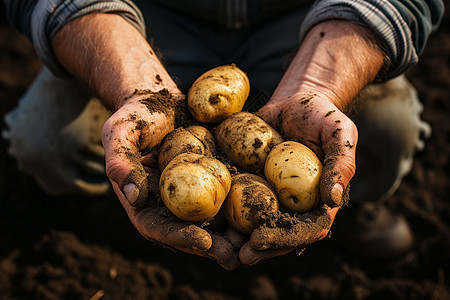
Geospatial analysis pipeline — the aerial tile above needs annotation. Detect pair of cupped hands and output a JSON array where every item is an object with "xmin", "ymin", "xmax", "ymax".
[{"xmin": 102, "ymin": 82, "xmax": 357, "ymax": 270}]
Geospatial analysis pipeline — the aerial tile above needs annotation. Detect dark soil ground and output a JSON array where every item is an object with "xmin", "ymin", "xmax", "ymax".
[{"xmin": 1, "ymin": 4, "xmax": 450, "ymax": 300}]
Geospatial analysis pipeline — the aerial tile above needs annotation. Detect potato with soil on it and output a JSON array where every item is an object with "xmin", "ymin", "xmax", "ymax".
[
  {"xmin": 159, "ymin": 153, "xmax": 231, "ymax": 222},
  {"xmin": 264, "ymin": 141, "xmax": 322, "ymax": 213},
  {"xmin": 158, "ymin": 125, "xmax": 216, "ymax": 171},
  {"xmin": 215, "ymin": 112, "xmax": 284, "ymax": 172},
  {"xmin": 223, "ymin": 173, "xmax": 279, "ymax": 235},
  {"xmin": 187, "ymin": 64, "xmax": 250, "ymax": 123}
]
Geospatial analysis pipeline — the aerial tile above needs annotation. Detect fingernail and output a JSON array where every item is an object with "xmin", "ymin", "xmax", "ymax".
[
  {"xmin": 330, "ymin": 183, "xmax": 343, "ymax": 206},
  {"xmin": 123, "ymin": 183, "xmax": 139, "ymax": 205}
]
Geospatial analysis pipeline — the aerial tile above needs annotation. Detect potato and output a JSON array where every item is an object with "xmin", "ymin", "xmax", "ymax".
[
  {"xmin": 264, "ymin": 141, "xmax": 322, "ymax": 213},
  {"xmin": 215, "ymin": 112, "xmax": 284, "ymax": 172},
  {"xmin": 223, "ymin": 173, "xmax": 279, "ymax": 235},
  {"xmin": 158, "ymin": 126, "xmax": 216, "ymax": 171},
  {"xmin": 187, "ymin": 64, "xmax": 250, "ymax": 123},
  {"xmin": 159, "ymin": 153, "xmax": 231, "ymax": 222}
]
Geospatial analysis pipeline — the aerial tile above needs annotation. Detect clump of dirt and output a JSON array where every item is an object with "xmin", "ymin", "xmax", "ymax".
[
  {"xmin": 252, "ymin": 206, "xmax": 333, "ymax": 250},
  {"xmin": 134, "ymin": 88, "xmax": 193, "ymax": 128}
]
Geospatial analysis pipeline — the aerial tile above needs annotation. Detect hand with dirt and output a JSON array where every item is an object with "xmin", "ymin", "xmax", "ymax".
[
  {"xmin": 102, "ymin": 91, "xmax": 240, "ymax": 270},
  {"xmin": 51, "ymin": 13, "xmax": 240, "ymax": 269},
  {"xmin": 239, "ymin": 92, "xmax": 353, "ymax": 265},
  {"xmin": 238, "ymin": 20, "xmax": 385, "ymax": 265}
]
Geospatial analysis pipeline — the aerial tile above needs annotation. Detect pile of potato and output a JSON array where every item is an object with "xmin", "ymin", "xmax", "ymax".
[{"xmin": 158, "ymin": 65, "xmax": 322, "ymax": 234}]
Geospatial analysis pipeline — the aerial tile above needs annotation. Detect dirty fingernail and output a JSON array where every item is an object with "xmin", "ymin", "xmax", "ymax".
[
  {"xmin": 330, "ymin": 183, "xmax": 343, "ymax": 206},
  {"xmin": 123, "ymin": 183, "xmax": 139, "ymax": 205}
]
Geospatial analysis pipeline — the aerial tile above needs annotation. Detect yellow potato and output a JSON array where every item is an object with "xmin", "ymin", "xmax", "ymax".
[
  {"xmin": 158, "ymin": 126, "xmax": 216, "ymax": 171},
  {"xmin": 264, "ymin": 141, "xmax": 322, "ymax": 213},
  {"xmin": 159, "ymin": 153, "xmax": 231, "ymax": 222},
  {"xmin": 187, "ymin": 64, "xmax": 250, "ymax": 123},
  {"xmin": 215, "ymin": 112, "xmax": 284, "ymax": 172},
  {"xmin": 223, "ymin": 173, "xmax": 279, "ymax": 235}
]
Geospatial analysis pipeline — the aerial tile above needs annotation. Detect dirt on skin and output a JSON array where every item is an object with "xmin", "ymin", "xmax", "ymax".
[
  {"xmin": 252, "ymin": 207, "xmax": 333, "ymax": 250},
  {"xmin": 116, "ymin": 89, "xmax": 196, "ymax": 207},
  {"xmin": 132, "ymin": 88, "xmax": 193, "ymax": 129},
  {"xmin": 1, "ymin": 4, "xmax": 450, "ymax": 300}
]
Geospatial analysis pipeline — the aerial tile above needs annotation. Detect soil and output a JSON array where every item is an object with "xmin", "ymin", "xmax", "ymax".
[{"xmin": 1, "ymin": 4, "xmax": 450, "ymax": 300}]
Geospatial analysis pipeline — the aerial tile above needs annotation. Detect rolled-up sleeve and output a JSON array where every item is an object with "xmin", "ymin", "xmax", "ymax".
[
  {"xmin": 3, "ymin": 0, "xmax": 146, "ymax": 77},
  {"xmin": 299, "ymin": 0, "xmax": 444, "ymax": 80}
]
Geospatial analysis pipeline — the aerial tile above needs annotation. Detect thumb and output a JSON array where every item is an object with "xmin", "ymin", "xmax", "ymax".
[
  {"xmin": 320, "ymin": 117, "xmax": 357, "ymax": 207},
  {"xmin": 102, "ymin": 100, "xmax": 176, "ymax": 207},
  {"xmin": 102, "ymin": 113, "xmax": 149, "ymax": 207}
]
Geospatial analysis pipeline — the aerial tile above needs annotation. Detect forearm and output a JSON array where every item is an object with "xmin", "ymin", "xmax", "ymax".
[
  {"xmin": 271, "ymin": 20, "xmax": 384, "ymax": 111},
  {"xmin": 300, "ymin": 0, "xmax": 444, "ymax": 80},
  {"xmin": 51, "ymin": 13, "xmax": 180, "ymax": 110}
]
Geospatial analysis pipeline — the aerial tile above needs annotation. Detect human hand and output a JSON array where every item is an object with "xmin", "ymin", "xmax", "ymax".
[
  {"xmin": 239, "ymin": 92, "xmax": 355, "ymax": 265},
  {"xmin": 237, "ymin": 19, "xmax": 384, "ymax": 265},
  {"xmin": 102, "ymin": 90, "xmax": 240, "ymax": 270},
  {"xmin": 258, "ymin": 92, "xmax": 357, "ymax": 207},
  {"xmin": 51, "ymin": 12, "xmax": 242, "ymax": 269}
]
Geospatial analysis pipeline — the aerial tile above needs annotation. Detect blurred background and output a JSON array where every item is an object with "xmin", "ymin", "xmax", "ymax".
[{"xmin": 1, "ymin": 2, "xmax": 449, "ymax": 299}]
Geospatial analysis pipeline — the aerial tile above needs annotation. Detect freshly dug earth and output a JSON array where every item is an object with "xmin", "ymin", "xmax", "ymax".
[{"xmin": 1, "ymin": 5, "xmax": 450, "ymax": 300}]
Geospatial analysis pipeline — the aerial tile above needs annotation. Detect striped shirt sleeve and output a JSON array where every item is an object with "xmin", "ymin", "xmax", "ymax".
[{"xmin": 299, "ymin": 0, "xmax": 444, "ymax": 80}]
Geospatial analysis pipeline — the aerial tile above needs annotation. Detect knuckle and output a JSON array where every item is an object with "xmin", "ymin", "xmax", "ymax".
[{"xmin": 105, "ymin": 157, "xmax": 126, "ymax": 182}]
